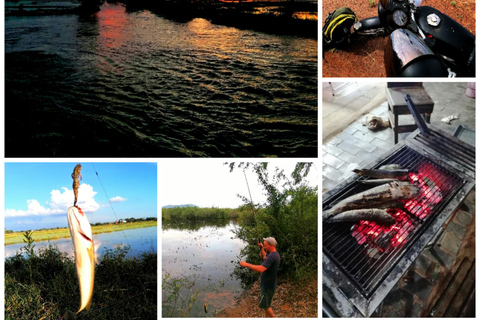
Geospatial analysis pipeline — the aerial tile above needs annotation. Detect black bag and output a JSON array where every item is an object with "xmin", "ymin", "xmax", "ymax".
[{"xmin": 323, "ymin": 7, "xmax": 357, "ymax": 51}]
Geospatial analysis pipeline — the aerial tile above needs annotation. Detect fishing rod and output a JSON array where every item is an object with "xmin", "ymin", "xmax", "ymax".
[
  {"xmin": 243, "ymin": 169, "xmax": 264, "ymax": 259},
  {"xmin": 90, "ymin": 163, "xmax": 129, "ymax": 242}
]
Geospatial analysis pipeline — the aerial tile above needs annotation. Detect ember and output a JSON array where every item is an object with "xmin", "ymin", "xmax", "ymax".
[{"xmin": 351, "ymin": 169, "xmax": 445, "ymax": 251}]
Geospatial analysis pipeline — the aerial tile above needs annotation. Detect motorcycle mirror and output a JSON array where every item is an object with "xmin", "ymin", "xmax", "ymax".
[{"xmin": 410, "ymin": 0, "xmax": 422, "ymax": 7}]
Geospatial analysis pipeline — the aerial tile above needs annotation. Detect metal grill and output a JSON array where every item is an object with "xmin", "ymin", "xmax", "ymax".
[
  {"xmin": 413, "ymin": 129, "xmax": 475, "ymax": 177},
  {"xmin": 323, "ymin": 146, "xmax": 465, "ymax": 299}
]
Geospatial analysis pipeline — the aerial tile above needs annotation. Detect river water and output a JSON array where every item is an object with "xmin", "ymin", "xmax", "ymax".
[
  {"xmin": 5, "ymin": 3, "xmax": 318, "ymax": 157},
  {"xmin": 4, "ymin": 226, "xmax": 157, "ymax": 260},
  {"xmin": 162, "ymin": 220, "xmax": 247, "ymax": 317}
]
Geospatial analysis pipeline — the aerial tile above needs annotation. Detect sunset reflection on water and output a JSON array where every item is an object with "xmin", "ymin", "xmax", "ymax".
[{"xmin": 96, "ymin": 3, "xmax": 129, "ymax": 49}]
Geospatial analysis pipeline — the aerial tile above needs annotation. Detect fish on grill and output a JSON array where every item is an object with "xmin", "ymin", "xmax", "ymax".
[
  {"xmin": 353, "ymin": 168, "xmax": 410, "ymax": 180},
  {"xmin": 358, "ymin": 178, "xmax": 400, "ymax": 186},
  {"xmin": 379, "ymin": 164, "xmax": 403, "ymax": 170},
  {"xmin": 323, "ymin": 181, "xmax": 420, "ymax": 220},
  {"xmin": 324, "ymin": 209, "xmax": 396, "ymax": 225}
]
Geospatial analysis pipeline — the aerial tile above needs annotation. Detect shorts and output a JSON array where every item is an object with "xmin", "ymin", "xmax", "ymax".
[{"xmin": 259, "ymin": 287, "xmax": 275, "ymax": 309}]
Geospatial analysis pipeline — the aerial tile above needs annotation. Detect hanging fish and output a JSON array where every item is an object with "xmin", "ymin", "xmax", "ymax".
[
  {"xmin": 203, "ymin": 302, "xmax": 208, "ymax": 313},
  {"xmin": 67, "ymin": 206, "xmax": 97, "ymax": 316},
  {"xmin": 71, "ymin": 164, "xmax": 82, "ymax": 206}
]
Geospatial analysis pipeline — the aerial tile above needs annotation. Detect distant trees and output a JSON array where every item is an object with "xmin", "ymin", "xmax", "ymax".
[
  {"xmin": 92, "ymin": 217, "xmax": 157, "ymax": 226},
  {"xmin": 162, "ymin": 207, "xmax": 240, "ymax": 221}
]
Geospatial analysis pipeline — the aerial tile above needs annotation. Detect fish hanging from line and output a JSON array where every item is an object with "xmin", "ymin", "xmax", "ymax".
[
  {"xmin": 72, "ymin": 164, "xmax": 82, "ymax": 206},
  {"xmin": 66, "ymin": 205, "xmax": 98, "ymax": 317}
]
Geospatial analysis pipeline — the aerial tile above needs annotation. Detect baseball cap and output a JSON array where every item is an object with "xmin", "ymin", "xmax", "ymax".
[{"xmin": 264, "ymin": 237, "xmax": 277, "ymax": 247}]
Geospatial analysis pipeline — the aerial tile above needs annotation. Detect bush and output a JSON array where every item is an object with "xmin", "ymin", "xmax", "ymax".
[
  {"xmin": 162, "ymin": 206, "xmax": 239, "ymax": 221},
  {"xmin": 230, "ymin": 163, "xmax": 318, "ymax": 281},
  {"xmin": 5, "ymin": 242, "xmax": 157, "ymax": 320}
]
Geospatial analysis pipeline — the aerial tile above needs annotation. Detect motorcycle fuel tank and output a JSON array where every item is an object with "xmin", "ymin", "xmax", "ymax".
[
  {"xmin": 417, "ymin": 6, "xmax": 475, "ymax": 66},
  {"xmin": 384, "ymin": 28, "xmax": 448, "ymax": 77}
]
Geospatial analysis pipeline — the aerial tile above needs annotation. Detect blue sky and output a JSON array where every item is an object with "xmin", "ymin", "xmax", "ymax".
[{"xmin": 5, "ymin": 162, "xmax": 157, "ymax": 232}]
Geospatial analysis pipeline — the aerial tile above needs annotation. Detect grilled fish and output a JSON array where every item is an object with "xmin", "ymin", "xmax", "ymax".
[
  {"xmin": 375, "ymin": 200, "xmax": 405, "ymax": 210},
  {"xmin": 353, "ymin": 168, "xmax": 409, "ymax": 180},
  {"xmin": 67, "ymin": 206, "xmax": 96, "ymax": 316},
  {"xmin": 359, "ymin": 178, "xmax": 400, "ymax": 186},
  {"xmin": 324, "ymin": 209, "xmax": 395, "ymax": 225},
  {"xmin": 323, "ymin": 181, "xmax": 419, "ymax": 219},
  {"xmin": 379, "ymin": 164, "xmax": 403, "ymax": 170}
]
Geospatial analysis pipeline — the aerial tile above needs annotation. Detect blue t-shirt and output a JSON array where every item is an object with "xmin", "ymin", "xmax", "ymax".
[{"xmin": 260, "ymin": 251, "xmax": 280, "ymax": 290}]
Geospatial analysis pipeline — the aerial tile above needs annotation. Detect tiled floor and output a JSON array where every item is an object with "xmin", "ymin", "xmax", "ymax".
[{"xmin": 322, "ymin": 82, "xmax": 476, "ymax": 192}]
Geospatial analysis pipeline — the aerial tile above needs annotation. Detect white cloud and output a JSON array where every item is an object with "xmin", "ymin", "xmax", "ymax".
[
  {"xmin": 109, "ymin": 196, "xmax": 127, "ymax": 203},
  {"xmin": 5, "ymin": 184, "xmax": 100, "ymax": 217}
]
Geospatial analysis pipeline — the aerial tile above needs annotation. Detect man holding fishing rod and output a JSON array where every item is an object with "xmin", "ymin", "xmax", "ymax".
[{"xmin": 240, "ymin": 237, "xmax": 280, "ymax": 318}]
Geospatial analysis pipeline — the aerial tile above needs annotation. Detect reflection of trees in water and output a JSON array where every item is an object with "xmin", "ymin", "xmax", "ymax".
[{"xmin": 162, "ymin": 219, "xmax": 233, "ymax": 231}]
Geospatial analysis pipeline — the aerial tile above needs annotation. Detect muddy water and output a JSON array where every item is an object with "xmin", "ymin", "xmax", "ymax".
[{"xmin": 162, "ymin": 220, "xmax": 247, "ymax": 317}]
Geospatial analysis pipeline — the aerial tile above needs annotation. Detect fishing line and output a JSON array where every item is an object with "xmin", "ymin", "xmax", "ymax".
[
  {"xmin": 243, "ymin": 169, "xmax": 261, "ymax": 243},
  {"xmin": 90, "ymin": 163, "xmax": 129, "ymax": 243},
  {"xmin": 243, "ymin": 165, "xmax": 304, "ymax": 274}
]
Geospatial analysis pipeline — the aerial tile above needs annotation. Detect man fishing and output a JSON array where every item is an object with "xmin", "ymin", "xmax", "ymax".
[{"xmin": 240, "ymin": 237, "xmax": 280, "ymax": 318}]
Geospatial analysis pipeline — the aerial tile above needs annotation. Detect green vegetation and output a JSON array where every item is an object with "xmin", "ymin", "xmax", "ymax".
[
  {"xmin": 5, "ymin": 219, "xmax": 157, "ymax": 245},
  {"xmin": 162, "ymin": 271, "xmax": 199, "ymax": 317},
  {"xmin": 5, "ymin": 235, "xmax": 157, "ymax": 320},
  {"xmin": 162, "ymin": 218, "xmax": 232, "ymax": 232},
  {"xmin": 162, "ymin": 206, "xmax": 240, "ymax": 221},
  {"xmin": 368, "ymin": 0, "xmax": 376, "ymax": 7},
  {"xmin": 228, "ymin": 163, "xmax": 318, "ymax": 282}
]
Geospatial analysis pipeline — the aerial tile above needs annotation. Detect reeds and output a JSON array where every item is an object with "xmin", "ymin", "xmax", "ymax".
[{"xmin": 5, "ymin": 242, "xmax": 157, "ymax": 319}]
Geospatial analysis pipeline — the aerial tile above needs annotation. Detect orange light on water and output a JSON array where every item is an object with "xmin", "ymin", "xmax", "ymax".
[{"xmin": 96, "ymin": 3, "xmax": 129, "ymax": 49}]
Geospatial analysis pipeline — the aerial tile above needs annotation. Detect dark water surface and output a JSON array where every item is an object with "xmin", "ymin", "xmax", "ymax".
[{"xmin": 5, "ymin": 3, "xmax": 318, "ymax": 157}]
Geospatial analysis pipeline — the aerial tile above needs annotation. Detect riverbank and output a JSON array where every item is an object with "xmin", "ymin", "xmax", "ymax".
[
  {"xmin": 5, "ymin": 220, "xmax": 157, "ymax": 245},
  {"xmin": 6, "ymin": 0, "xmax": 317, "ymax": 39},
  {"xmin": 215, "ymin": 276, "xmax": 317, "ymax": 317},
  {"xmin": 138, "ymin": 0, "xmax": 318, "ymax": 38},
  {"xmin": 5, "ymin": 245, "xmax": 156, "ymax": 319}
]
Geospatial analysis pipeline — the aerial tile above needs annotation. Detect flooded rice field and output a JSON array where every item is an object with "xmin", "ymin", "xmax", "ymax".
[
  {"xmin": 162, "ymin": 220, "xmax": 246, "ymax": 317},
  {"xmin": 5, "ymin": 226, "xmax": 157, "ymax": 260},
  {"xmin": 5, "ymin": 2, "xmax": 318, "ymax": 157}
]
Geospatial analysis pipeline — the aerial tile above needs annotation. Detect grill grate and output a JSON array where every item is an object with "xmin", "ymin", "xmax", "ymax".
[
  {"xmin": 323, "ymin": 146, "xmax": 465, "ymax": 298},
  {"xmin": 413, "ymin": 130, "xmax": 475, "ymax": 175}
]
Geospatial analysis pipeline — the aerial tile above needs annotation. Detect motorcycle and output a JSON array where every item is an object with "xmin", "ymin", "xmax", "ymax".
[{"xmin": 353, "ymin": 0, "xmax": 475, "ymax": 77}]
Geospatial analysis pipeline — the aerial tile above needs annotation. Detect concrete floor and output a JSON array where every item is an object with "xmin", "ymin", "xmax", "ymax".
[{"xmin": 322, "ymin": 82, "xmax": 476, "ymax": 192}]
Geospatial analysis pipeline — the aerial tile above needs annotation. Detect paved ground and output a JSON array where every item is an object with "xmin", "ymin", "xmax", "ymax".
[{"xmin": 322, "ymin": 82, "xmax": 476, "ymax": 192}]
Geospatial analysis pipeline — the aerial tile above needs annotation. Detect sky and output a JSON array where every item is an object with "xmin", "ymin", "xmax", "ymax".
[
  {"xmin": 4, "ymin": 161, "xmax": 318, "ymax": 232},
  {"xmin": 5, "ymin": 162, "xmax": 157, "ymax": 232},
  {"xmin": 160, "ymin": 161, "xmax": 318, "ymax": 209}
]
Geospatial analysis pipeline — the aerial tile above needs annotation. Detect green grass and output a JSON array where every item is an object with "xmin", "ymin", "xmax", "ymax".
[
  {"xmin": 5, "ymin": 244, "xmax": 157, "ymax": 320},
  {"xmin": 5, "ymin": 220, "xmax": 157, "ymax": 245}
]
